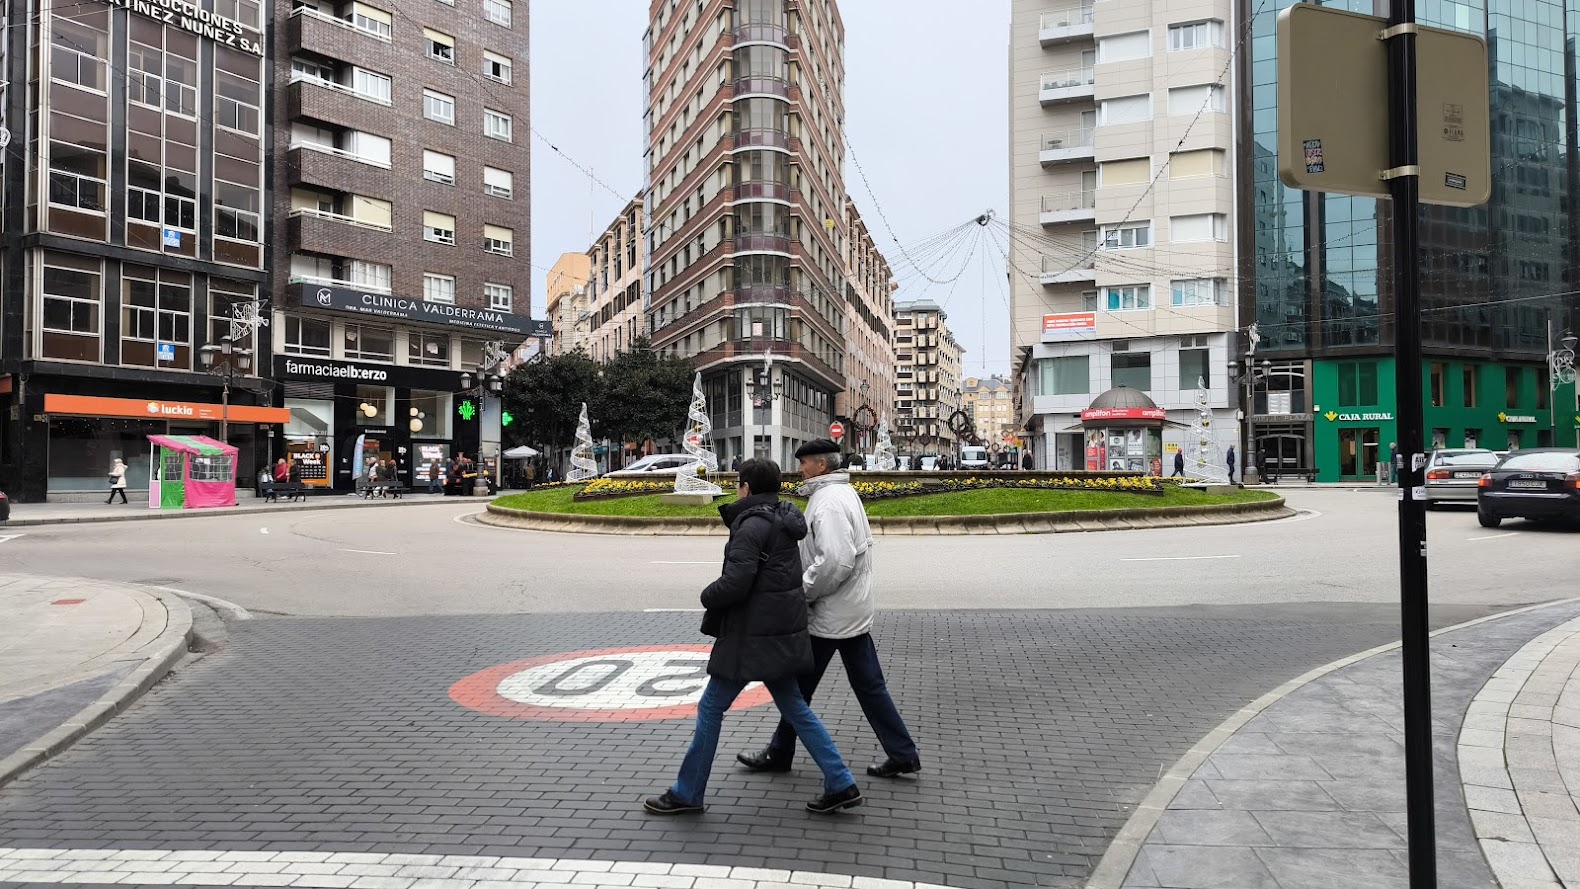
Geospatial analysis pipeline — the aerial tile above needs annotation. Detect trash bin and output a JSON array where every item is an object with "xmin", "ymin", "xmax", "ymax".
[{"xmin": 1376, "ymin": 461, "xmax": 1390, "ymax": 485}]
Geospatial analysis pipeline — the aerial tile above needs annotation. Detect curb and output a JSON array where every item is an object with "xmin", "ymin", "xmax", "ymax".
[
  {"xmin": 2, "ymin": 497, "xmax": 466, "ymax": 528},
  {"xmin": 477, "ymin": 497, "xmax": 1292, "ymax": 536},
  {"xmin": 1083, "ymin": 596, "xmax": 1580, "ymax": 889},
  {"xmin": 0, "ymin": 586, "xmax": 195, "ymax": 791}
]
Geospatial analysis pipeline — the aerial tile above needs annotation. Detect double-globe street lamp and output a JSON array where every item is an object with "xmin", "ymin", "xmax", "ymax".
[
  {"xmin": 1548, "ymin": 322, "xmax": 1577, "ymax": 445},
  {"xmin": 747, "ymin": 354, "xmax": 784, "ymax": 462},
  {"xmin": 1227, "ymin": 356, "xmax": 1273, "ymax": 482},
  {"xmin": 459, "ymin": 363, "xmax": 506, "ymax": 495},
  {"xmin": 198, "ymin": 335, "xmax": 253, "ymax": 445}
]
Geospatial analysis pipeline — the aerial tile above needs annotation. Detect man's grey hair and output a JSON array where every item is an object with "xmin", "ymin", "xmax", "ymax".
[{"xmin": 811, "ymin": 451, "xmax": 843, "ymax": 472}]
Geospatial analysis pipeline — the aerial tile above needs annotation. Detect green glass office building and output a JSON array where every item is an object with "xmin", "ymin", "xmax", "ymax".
[{"xmin": 1237, "ymin": 0, "xmax": 1580, "ymax": 480}]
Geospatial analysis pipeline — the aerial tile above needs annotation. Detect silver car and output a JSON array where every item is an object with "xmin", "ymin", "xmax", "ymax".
[{"xmin": 1423, "ymin": 449, "xmax": 1499, "ymax": 508}]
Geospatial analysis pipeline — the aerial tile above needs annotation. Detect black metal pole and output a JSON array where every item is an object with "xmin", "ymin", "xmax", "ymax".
[{"xmin": 1385, "ymin": 1, "xmax": 1436, "ymax": 887}]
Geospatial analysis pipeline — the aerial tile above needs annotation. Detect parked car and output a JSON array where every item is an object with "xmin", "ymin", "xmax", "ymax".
[
  {"xmin": 1422, "ymin": 449, "xmax": 1499, "ymax": 509},
  {"xmin": 0, "ymin": 488, "xmax": 8, "ymax": 523},
  {"xmin": 606, "ymin": 454, "xmax": 704, "ymax": 478},
  {"xmin": 1475, "ymin": 448, "xmax": 1580, "ymax": 528}
]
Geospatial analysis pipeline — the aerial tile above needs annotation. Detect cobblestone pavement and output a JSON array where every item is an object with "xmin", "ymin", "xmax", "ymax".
[{"xmin": 0, "ymin": 603, "xmax": 1500, "ymax": 889}]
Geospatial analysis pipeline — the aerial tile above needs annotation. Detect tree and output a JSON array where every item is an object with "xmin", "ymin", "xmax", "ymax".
[
  {"xmin": 501, "ymin": 349, "xmax": 601, "ymax": 450},
  {"xmin": 594, "ymin": 337, "xmax": 696, "ymax": 457}
]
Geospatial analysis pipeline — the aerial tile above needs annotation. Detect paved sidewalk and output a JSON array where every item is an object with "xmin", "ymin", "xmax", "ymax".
[
  {"xmin": 1459, "ymin": 614, "xmax": 1580, "ymax": 888},
  {"xmin": 0, "ymin": 575, "xmax": 192, "ymax": 786},
  {"xmin": 1, "ymin": 492, "xmax": 472, "ymax": 527},
  {"xmin": 1108, "ymin": 600, "xmax": 1580, "ymax": 889}
]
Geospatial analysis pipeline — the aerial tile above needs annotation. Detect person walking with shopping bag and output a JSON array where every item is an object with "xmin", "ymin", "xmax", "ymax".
[
  {"xmin": 107, "ymin": 458, "xmax": 129, "ymax": 504},
  {"xmin": 645, "ymin": 458, "xmax": 863, "ymax": 816}
]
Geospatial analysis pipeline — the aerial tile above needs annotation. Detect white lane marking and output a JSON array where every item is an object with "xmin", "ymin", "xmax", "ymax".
[
  {"xmin": 339, "ymin": 548, "xmax": 397, "ymax": 555},
  {"xmin": 0, "ymin": 847, "xmax": 956, "ymax": 889},
  {"xmin": 1467, "ymin": 532, "xmax": 1518, "ymax": 541},
  {"xmin": 644, "ymin": 608, "xmax": 706, "ymax": 613},
  {"xmin": 150, "ymin": 586, "xmax": 253, "ymax": 621},
  {"xmin": 1121, "ymin": 554, "xmax": 1242, "ymax": 562},
  {"xmin": 651, "ymin": 560, "xmax": 716, "ymax": 564},
  {"xmin": 0, "ymin": 534, "xmax": 23, "ymax": 544},
  {"xmin": 1269, "ymin": 508, "xmax": 1323, "ymax": 524}
]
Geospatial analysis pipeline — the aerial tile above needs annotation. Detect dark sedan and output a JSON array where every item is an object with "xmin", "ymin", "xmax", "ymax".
[
  {"xmin": 1476, "ymin": 448, "xmax": 1580, "ymax": 528},
  {"xmin": 0, "ymin": 488, "xmax": 7, "ymax": 523}
]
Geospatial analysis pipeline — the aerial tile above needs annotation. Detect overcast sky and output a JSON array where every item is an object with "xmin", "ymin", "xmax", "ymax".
[{"xmin": 527, "ymin": 1, "xmax": 1014, "ymax": 378}]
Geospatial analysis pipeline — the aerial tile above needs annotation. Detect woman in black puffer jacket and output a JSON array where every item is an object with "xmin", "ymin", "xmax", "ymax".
[{"xmin": 645, "ymin": 458, "xmax": 864, "ymax": 817}]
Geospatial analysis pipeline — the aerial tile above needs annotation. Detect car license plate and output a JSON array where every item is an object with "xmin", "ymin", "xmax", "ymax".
[
  {"xmin": 1509, "ymin": 480, "xmax": 1548, "ymax": 489},
  {"xmin": 1453, "ymin": 471, "xmax": 1482, "ymax": 479}
]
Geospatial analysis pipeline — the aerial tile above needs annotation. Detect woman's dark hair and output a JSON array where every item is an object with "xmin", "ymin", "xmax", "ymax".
[{"xmin": 737, "ymin": 458, "xmax": 781, "ymax": 495}]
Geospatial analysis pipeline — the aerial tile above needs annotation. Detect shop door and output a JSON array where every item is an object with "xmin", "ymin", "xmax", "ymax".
[
  {"xmin": 1255, "ymin": 430, "xmax": 1307, "ymax": 476},
  {"xmin": 1339, "ymin": 427, "xmax": 1381, "ymax": 478}
]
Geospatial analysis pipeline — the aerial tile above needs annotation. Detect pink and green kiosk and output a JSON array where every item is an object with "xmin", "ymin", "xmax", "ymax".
[{"xmin": 146, "ymin": 434, "xmax": 239, "ymax": 510}]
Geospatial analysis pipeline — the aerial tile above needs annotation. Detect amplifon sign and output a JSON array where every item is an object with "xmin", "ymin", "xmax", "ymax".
[
  {"xmin": 1080, "ymin": 406, "xmax": 1167, "ymax": 422},
  {"xmin": 103, "ymin": 0, "xmax": 265, "ymax": 56},
  {"xmin": 44, "ymin": 394, "xmax": 289, "ymax": 424},
  {"xmin": 449, "ymin": 646, "xmax": 773, "ymax": 722},
  {"xmin": 1042, "ymin": 312, "xmax": 1097, "ymax": 342}
]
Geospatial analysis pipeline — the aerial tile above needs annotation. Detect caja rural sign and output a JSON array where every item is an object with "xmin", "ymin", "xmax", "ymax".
[{"xmin": 449, "ymin": 646, "xmax": 773, "ymax": 722}]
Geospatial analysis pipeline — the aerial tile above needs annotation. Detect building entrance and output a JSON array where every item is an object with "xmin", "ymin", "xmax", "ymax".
[{"xmin": 1339, "ymin": 427, "xmax": 1381, "ymax": 479}]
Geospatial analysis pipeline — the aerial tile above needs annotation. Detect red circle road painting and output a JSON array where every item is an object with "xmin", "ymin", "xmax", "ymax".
[{"xmin": 449, "ymin": 645, "xmax": 775, "ymax": 722}]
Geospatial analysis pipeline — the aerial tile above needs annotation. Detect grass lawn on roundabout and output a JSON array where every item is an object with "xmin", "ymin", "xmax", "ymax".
[{"xmin": 491, "ymin": 484, "xmax": 1279, "ymax": 519}]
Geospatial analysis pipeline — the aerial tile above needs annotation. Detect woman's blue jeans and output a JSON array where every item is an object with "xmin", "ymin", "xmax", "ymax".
[{"xmin": 671, "ymin": 676, "xmax": 855, "ymax": 805}]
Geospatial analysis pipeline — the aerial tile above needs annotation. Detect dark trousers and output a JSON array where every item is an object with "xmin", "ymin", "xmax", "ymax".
[
  {"xmin": 107, "ymin": 488, "xmax": 127, "ymax": 504},
  {"xmin": 766, "ymin": 633, "xmax": 919, "ymax": 764}
]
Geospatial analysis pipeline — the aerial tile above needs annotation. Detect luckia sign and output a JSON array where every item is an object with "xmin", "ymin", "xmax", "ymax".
[{"xmin": 104, "ymin": 0, "xmax": 265, "ymax": 56}]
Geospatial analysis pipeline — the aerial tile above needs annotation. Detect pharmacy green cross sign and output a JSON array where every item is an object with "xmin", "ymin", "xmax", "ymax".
[{"xmin": 458, "ymin": 400, "xmax": 477, "ymax": 421}]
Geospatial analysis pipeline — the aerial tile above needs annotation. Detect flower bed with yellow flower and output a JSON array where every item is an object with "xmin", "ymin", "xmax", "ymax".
[
  {"xmin": 573, "ymin": 474, "xmax": 1166, "ymax": 501},
  {"xmin": 937, "ymin": 475, "xmax": 1167, "ymax": 496}
]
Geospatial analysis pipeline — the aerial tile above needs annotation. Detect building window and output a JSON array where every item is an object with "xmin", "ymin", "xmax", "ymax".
[
  {"xmin": 485, "ymin": 283, "xmax": 513, "ymax": 311},
  {"xmin": 483, "ymin": 166, "xmax": 513, "ymax": 198},
  {"xmin": 484, "ymin": 109, "xmax": 513, "ymax": 141},
  {"xmin": 215, "ymin": 71, "xmax": 261, "ymax": 135},
  {"xmin": 423, "ymin": 89, "xmax": 455, "ymax": 125},
  {"xmin": 1170, "ymin": 214, "xmax": 1227, "ymax": 243},
  {"xmin": 214, "ymin": 181, "xmax": 262, "ymax": 243},
  {"xmin": 164, "ymin": 49, "xmax": 198, "ymax": 117},
  {"xmin": 214, "ymin": 0, "xmax": 262, "ymax": 28},
  {"xmin": 1038, "ymin": 355, "xmax": 1089, "ymax": 396},
  {"xmin": 483, "ymin": 225, "xmax": 513, "ymax": 256},
  {"xmin": 283, "ymin": 316, "xmax": 332, "ymax": 357},
  {"xmin": 423, "ymin": 211, "xmax": 456, "ymax": 245},
  {"xmin": 1505, "ymin": 366, "xmax": 1520, "ymax": 408},
  {"xmin": 1430, "ymin": 362, "xmax": 1445, "ymax": 407},
  {"xmin": 409, "ymin": 332, "xmax": 451, "ymax": 367},
  {"xmin": 484, "ymin": 50, "xmax": 512, "ymax": 84},
  {"xmin": 424, "ymin": 273, "xmax": 456, "ymax": 303},
  {"xmin": 126, "ymin": 41, "xmax": 164, "ymax": 108},
  {"xmin": 1171, "ymin": 278, "xmax": 1226, "ymax": 306},
  {"xmin": 409, "ymin": 391, "xmax": 454, "ymax": 439},
  {"xmin": 1169, "ymin": 149, "xmax": 1226, "ymax": 178},
  {"xmin": 1168, "ymin": 84, "xmax": 1226, "ymax": 116},
  {"xmin": 1168, "ymin": 20, "xmax": 1224, "ymax": 51},
  {"xmin": 1112, "ymin": 352, "xmax": 1152, "ymax": 390},
  {"xmin": 120, "ymin": 273, "xmax": 192, "ymax": 352},
  {"xmin": 41, "ymin": 263, "xmax": 102, "ymax": 338},
  {"xmin": 48, "ymin": 142, "xmax": 107, "ymax": 212},
  {"xmin": 1097, "ymin": 30, "xmax": 1151, "ymax": 62},
  {"xmin": 1338, "ymin": 361, "xmax": 1380, "ymax": 407},
  {"xmin": 50, "ymin": 20, "xmax": 107, "ymax": 92},
  {"xmin": 345, "ymin": 324, "xmax": 395, "ymax": 362},
  {"xmin": 349, "ymin": 3, "xmax": 392, "ymax": 39},
  {"xmin": 1179, "ymin": 348, "xmax": 1210, "ymax": 388},
  {"xmin": 424, "ymin": 28, "xmax": 456, "ymax": 63},
  {"xmin": 1105, "ymin": 285, "xmax": 1152, "ymax": 311},
  {"xmin": 349, "ymin": 260, "xmax": 392, "ymax": 291},
  {"xmin": 1099, "ymin": 95, "xmax": 1151, "ymax": 126},
  {"xmin": 1102, "ymin": 223, "xmax": 1150, "ymax": 249},
  {"xmin": 353, "ymin": 68, "xmax": 392, "ymax": 103},
  {"xmin": 484, "ymin": 0, "xmax": 511, "ymax": 26},
  {"xmin": 423, "ymin": 150, "xmax": 456, "ymax": 184}
]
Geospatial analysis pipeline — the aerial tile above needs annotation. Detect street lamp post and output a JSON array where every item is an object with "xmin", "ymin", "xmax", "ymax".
[
  {"xmin": 1548, "ymin": 321, "xmax": 1577, "ymax": 445},
  {"xmin": 747, "ymin": 354, "xmax": 784, "ymax": 462},
  {"xmin": 1227, "ymin": 356, "xmax": 1272, "ymax": 483},
  {"xmin": 198, "ymin": 335, "xmax": 253, "ymax": 445},
  {"xmin": 460, "ymin": 365, "xmax": 506, "ymax": 495}
]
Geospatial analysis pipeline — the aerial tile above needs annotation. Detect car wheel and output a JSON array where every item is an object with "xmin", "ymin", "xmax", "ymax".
[{"xmin": 1477, "ymin": 508, "xmax": 1502, "ymax": 529}]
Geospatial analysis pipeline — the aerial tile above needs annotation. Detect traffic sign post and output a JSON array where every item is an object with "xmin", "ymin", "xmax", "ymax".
[
  {"xmin": 829, "ymin": 421, "xmax": 844, "ymax": 442},
  {"xmin": 1277, "ymin": 4, "xmax": 1490, "ymax": 886}
]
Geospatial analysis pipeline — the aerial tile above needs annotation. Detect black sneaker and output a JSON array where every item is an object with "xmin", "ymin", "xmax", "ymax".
[
  {"xmin": 866, "ymin": 757, "xmax": 922, "ymax": 778},
  {"xmin": 736, "ymin": 748, "xmax": 792, "ymax": 773},
  {"xmin": 643, "ymin": 791, "xmax": 704, "ymax": 815},
  {"xmin": 806, "ymin": 784, "xmax": 864, "ymax": 814}
]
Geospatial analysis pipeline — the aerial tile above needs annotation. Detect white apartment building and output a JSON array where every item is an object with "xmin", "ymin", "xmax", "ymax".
[{"xmin": 1009, "ymin": 0, "xmax": 1239, "ymax": 472}]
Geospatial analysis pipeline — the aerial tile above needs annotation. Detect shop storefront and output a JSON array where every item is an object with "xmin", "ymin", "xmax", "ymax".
[
  {"xmin": 37, "ymin": 393, "xmax": 287, "ymax": 498},
  {"xmin": 274, "ymin": 356, "xmax": 470, "ymax": 493},
  {"xmin": 1078, "ymin": 388, "xmax": 1167, "ymax": 474}
]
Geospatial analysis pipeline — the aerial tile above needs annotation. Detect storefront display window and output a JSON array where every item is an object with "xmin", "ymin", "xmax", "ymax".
[
  {"xmin": 285, "ymin": 398, "xmax": 333, "ymax": 485},
  {"xmin": 409, "ymin": 390, "xmax": 452, "ymax": 439},
  {"xmin": 47, "ymin": 417, "xmax": 162, "ymax": 492},
  {"xmin": 355, "ymin": 385, "xmax": 393, "ymax": 425}
]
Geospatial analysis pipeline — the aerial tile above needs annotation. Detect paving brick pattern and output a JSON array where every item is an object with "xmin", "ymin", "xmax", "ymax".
[{"xmin": 0, "ymin": 605, "xmax": 1494, "ymax": 888}]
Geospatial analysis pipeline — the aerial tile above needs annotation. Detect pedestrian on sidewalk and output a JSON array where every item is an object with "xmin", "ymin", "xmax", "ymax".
[
  {"xmin": 106, "ymin": 458, "xmax": 128, "ymax": 504},
  {"xmin": 1226, "ymin": 445, "xmax": 1237, "ymax": 484},
  {"xmin": 258, "ymin": 465, "xmax": 275, "ymax": 502},
  {"xmin": 738, "ymin": 439, "xmax": 922, "ymax": 780},
  {"xmin": 273, "ymin": 458, "xmax": 290, "ymax": 485},
  {"xmin": 428, "ymin": 459, "xmax": 442, "ymax": 494},
  {"xmin": 523, "ymin": 461, "xmax": 536, "ymax": 490},
  {"xmin": 646, "ymin": 457, "xmax": 863, "ymax": 817},
  {"xmin": 1172, "ymin": 450, "xmax": 1186, "ymax": 477},
  {"xmin": 1021, "ymin": 450, "xmax": 1034, "ymax": 471}
]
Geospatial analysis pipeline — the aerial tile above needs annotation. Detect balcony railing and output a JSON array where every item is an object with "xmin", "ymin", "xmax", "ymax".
[
  {"xmin": 288, "ymin": 274, "xmax": 392, "ymax": 294},
  {"xmin": 289, "ymin": 140, "xmax": 391, "ymax": 169},
  {"xmin": 733, "ymin": 127, "xmax": 790, "ymax": 150},
  {"xmin": 1041, "ymin": 67, "xmax": 1095, "ymax": 91},
  {"xmin": 1041, "ymin": 6, "xmax": 1094, "ymax": 29},
  {"xmin": 289, "ymin": 72, "xmax": 392, "ymax": 106},
  {"xmin": 733, "ymin": 233, "xmax": 792, "ymax": 253},
  {"xmin": 289, "ymin": 207, "xmax": 393, "ymax": 232},
  {"xmin": 1041, "ymin": 127, "xmax": 1094, "ymax": 152},
  {"xmin": 1041, "ymin": 254, "xmax": 1097, "ymax": 274},
  {"xmin": 1040, "ymin": 191, "xmax": 1097, "ymax": 213},
  {"xmin": 734, "ymin": 75, "xmax": 790, "ymax": 99},
  {"xmin": 734, "ymin": 180, "xmax": 792, "ymax": 201},
  {"xmin": 732, "ymin": 23, "xmax": 789, "ymax": 45},
  {"xmin": 289, "ymin": 5, "xmax": 392, "ymax": 42}
]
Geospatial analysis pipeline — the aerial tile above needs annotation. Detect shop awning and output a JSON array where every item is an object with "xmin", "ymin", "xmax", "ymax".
[{"xmin": 147, "ymin": 434, "xmax": 238, "ymax": 456}]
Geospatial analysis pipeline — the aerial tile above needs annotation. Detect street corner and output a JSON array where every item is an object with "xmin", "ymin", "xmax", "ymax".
[{"xmin": 449, "ymin": 644, "xmax": 773, "ymax": 722}]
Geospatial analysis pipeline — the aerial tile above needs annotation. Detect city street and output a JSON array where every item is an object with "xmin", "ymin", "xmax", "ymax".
[{"xmin": 0, "ymin": 490, "xmax": 1575, "ymax": 888}]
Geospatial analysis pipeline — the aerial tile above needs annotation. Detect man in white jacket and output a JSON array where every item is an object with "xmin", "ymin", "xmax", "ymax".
[{"xmin": 736, "ymin": 439, "xmax": 921, "ymax": 778}]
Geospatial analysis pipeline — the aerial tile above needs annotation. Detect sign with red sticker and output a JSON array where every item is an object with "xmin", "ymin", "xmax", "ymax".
[{"xmin": 449, "ymin": 645, "xmax": 775, "ymax": 722}]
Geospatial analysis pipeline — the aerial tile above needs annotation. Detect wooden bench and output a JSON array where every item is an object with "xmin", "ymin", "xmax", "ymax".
[
  {"xmin": 266, "ymin": 482, "xmax": 309, "ymax": 502},
  {"xmin": 1263, "ymin": 466, "xmax": 1318, "ymax": 484},
  {"xmin": 363, "ymin": 484, "xmax": 409, "ymax": 500}
]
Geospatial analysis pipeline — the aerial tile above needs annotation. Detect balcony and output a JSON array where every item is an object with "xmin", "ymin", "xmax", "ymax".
[
  {"xmin": 733, "ymin": 180, "xmax": 792, "ymax": 202},
  {"xmin": 733, "ymin": 233, "xmax": 792, "ymax": 254},
  {"xmin": 732, "ymin": 23, "xmax": 789, "ymax": 46},
  {"xmin": 732, "ymin": 127, "xmax": 790, "ymax": 151},
  {"xmin": 1040, "ymin": 6, "xmax": 1094, "ymax": 45},
  {"xmin": 287, "ymin": 80, "xmax": 392, "ymax": 135},
  {"xmin": 1039, "ymin": 190, "xmax": 1096, "ymax": 225},
  {"xmin": 1040, "ymin": 67, "xmax": 1095, "ymax": 104},
  {"xmin": 287, "ymin": 6, "xmax": 393, "ymax": 61},
  {"xmin": 289, "ymin": 140, "xmax": 390, "ymax": 170},
  {"xmin": 288, "ymin": 206, "xmax": 392, "ymax": 233},
  {"xmin": 1039, "ymin": 127, "xmax": 1095, "ymax": 165},
  {"xmin": 733, "ymin": 76, "xmax": 790, "ymax": 100},
  {"xmin": 288, "ymin": 145, "xmax": 392, "ymax": 197},
  {"xmin": 1040, "ymin": 253, "xmax": 1098, "ymax": 285},
  {"xmin": 289, "ymin": 72, "xmax": 391, "ymax": 107},
  {"xmin": 287, "ymin": 210, "xmax": 394, "ymax": 256}
]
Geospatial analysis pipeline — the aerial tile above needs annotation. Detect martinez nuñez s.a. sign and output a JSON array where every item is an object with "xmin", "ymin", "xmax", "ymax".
[
  {"xmin": 292, "ymin": 283, "xmax": 552, "ymax": 338},
  {"xmin": 105, "ymin": 0, "xmax": 264, "ymax": 55}
]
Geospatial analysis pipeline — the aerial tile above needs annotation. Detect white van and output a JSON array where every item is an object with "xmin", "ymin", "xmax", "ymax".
[{"xmin": 959, "ymin": 446, "xmax": 990, "ymax": 470}]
